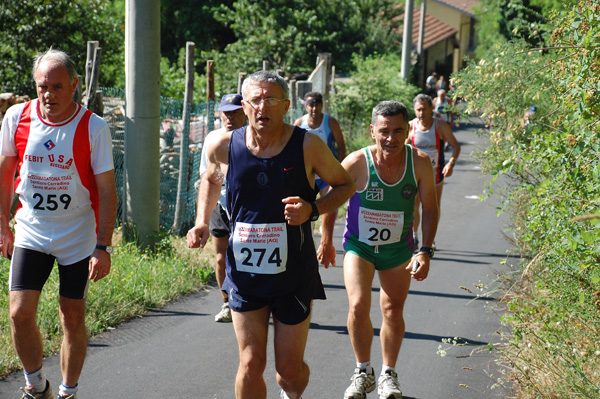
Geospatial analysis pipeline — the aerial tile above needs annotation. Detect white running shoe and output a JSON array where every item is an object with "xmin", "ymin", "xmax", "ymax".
[
  {"xmin": 214, "ymin": 302, "xmax": 232, "ymax": 323},
  {"xmin": 280, "ymin": 389, "xmax": 301, "ymax": 399},
  {"xmin": 344, "ymin": 367, "xmax": 376, "ymax": 399},
  {"xmin": 20, "ymin": 381, "xmax": 53, "ymax": 399},
  {"xmin": 378, "ymin": 370, "xmax": 403, "ymax": 399}
]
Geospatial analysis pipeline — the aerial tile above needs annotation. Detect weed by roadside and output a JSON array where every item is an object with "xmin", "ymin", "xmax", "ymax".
[{"xmin": 0, "ymin": 231, "xmax": 216, "ymax": 379}]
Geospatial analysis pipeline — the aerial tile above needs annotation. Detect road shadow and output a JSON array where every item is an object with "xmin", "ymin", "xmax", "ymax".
[
  {"xmin": 309, "ymin": 322, "xmax": 490, "ymax": 346},
  {"xmin": 323, "ymin": 283, "xmax": 488, "ymax": 302}
]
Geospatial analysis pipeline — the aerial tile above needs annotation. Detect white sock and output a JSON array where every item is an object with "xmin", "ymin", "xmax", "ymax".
[
  {"xmin": 59, "ymin": 383, "xmax": 78, "ymax": 397},
  {"xmin": 357, "ymin": 361, "xmax": 373, "ymax": 374},
  {"xmin": 280, "ymin": 389, "xmax": 302, "ymax": 399},
  {"xmin": 381, "ymin": 365, "xmax": 395, "ymax": 375},
  {"xmin": 24, "ymin": 366, "xmax": 46, "ymax": 392}
]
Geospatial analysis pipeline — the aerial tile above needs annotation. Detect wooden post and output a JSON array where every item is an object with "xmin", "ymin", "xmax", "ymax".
[
  {"xmin": 73, "ymin": 74, "xmax": 83, "ymax": 104},
  {"xmin": 237, "ymin": 72, "xmax": 247, "ymax": 95},
  {"xmin": 263, "ymin": 61, "xmax": 269, "ymax": 71},
  {"xmin": 206, "ymin": 60, "xmax": 215, "ymax": 103},
  {"xmin": 173, "ymin": 42, "xmax": 195, "ymax": 233},
  {"xmin": 318, "ymin": 53, "xmax": 332, "ymax": 113},
  {"xmin": 296, "ymin": 81, "xmax": 313, "ymax": 104},
  {"xmin": 86, "ymin": 47, "xmax": 102, "ymax": 113},
  {"xmin": 330, "ymin": 65, "xmax": 336, "ymax": 95},
  {"xmin": 85, "ymin": 41, "xmax": 99, "ymax": 93}
]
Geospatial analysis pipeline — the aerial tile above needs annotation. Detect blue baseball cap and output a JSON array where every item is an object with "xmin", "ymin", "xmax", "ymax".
[{"xmin": 218, "ymin": 93, "xmax": 243, "ymax": 112}]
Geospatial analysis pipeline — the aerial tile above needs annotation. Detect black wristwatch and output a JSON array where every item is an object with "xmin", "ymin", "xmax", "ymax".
[
  {"xmin": 96, "ymin": 244, "xmax": 114, "ymax": 254},
  {"xmin": 418, "ymin": 246, "xmax": 434, "ymax": 258},
  {"xmin": 309, "ymin": 201, "xmax": 320, "ymax": 222}
]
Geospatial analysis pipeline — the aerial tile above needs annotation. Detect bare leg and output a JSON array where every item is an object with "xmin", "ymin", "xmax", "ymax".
[
  {"xmin": 213, "ymin": 234, "xmax": 229, "ymax": 301},
  {"xmin": 232, "ymin": 306, "xmax": 271, "ymax": 399},
  {"xmin": 9, "ymin": 290, "xmax": 44, "ymax": 373},
  {"xmin": 435, "ymin": 181, "xmax": 444, "ymax": 224},
  {"xmin": 58, "ymin": 296, "xmax": 87, "ymax": 387},
  {"xmin": 274, "ymin": 309, "xmax": 312, "ymax": 399},
  {"xmin": 344, "ymin": 252, "xmax": 376, "ymax": 363},
  {"xmin": 378, "ymin": 260, "xmax": 412, "ymax": 367}
]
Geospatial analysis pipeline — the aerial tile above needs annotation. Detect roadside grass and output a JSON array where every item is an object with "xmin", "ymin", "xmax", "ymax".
[
  {"xmin": 0, "ymin": 230, "xmax": 216, "ymax": 379},
  {"xmin": 495, "ymin": 272, "xmax": 600, "ymax": 398}
]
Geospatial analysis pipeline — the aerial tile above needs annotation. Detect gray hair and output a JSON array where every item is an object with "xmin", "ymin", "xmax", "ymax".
[
  {"xmin": 371, "ymin": 101, "xmax": 409, "ymax": 126},
  {"xmin": 242, "ymin": 70, "xmax": 289, "ymax": 100},
  {"xmin": 32, "ymin": 48, "xmax": 78, "ymax": 83},
  {"xmin": 413, "ymin": 93, "xmax": 433, "ymax": 107}
]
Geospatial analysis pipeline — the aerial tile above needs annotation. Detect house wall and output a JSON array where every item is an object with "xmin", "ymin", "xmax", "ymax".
[
  {"xmin": 426, "ymin": 0, "xmax": 476, "ymax": 72},
  {"xmin": 427, "ymin": 1, "xmax": 462, "ymax": 30},
  {"xmin": 424, "ymin": 39, "xmax": 454, "ymax": 84}
]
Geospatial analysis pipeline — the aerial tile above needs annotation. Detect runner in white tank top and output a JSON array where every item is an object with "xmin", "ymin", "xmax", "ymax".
[
  {"xmin": 2, "ymin": 99, "xmax": 114, "ymax": 264},
  {"xmin": 408, "ymin": 94, "xmax": 461, "ymax": 250}
]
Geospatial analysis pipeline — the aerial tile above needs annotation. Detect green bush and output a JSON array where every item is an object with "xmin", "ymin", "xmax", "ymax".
[
  {"xmin": 453, "ymin": 1, "xmax": 600, "ymax": 396},
  {"xmin": 0, "ymin": 235, "xmax": 213, "ymax": 378},
  {"xmin": 330, "ymin": 52, "xmax": 419, "ymax": 153}
]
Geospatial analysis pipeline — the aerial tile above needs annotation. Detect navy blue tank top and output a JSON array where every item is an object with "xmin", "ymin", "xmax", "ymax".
[{"xmin": 224, "ymin": 126, "xmax": 320, "ymax": 297}]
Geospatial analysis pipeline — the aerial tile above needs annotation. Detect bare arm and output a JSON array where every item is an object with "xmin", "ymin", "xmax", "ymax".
[
  {"xmin": 405, "ymin": 120, "xmax": 415, "ymax": 144},
  {"xmin": 438, "ymin": 120, "xmax": 461, "ymax": 178},
  {"xmin": 329, "ymin": 116, "xmax": 346, "ymax": 161},
  {"xmin": 0, "ymin": 155, "xmax": 18, "ymax": 258},
  {"xmin": 317, "ymin": 150, "xmax": 364, "ymax": 267},
  {"xmin": 282, "ymin": 133, "xmax": 355, "ymax": 227},
  {"xmin": 89, "ymin": 169, "xmax": 118, "ymax": 282},
  {"xmin": 187, "ymin": 131, "xmax": 231, "ymax": 249},
  {"xmin": 432, "ymin": 98, "xmax": 441, "ymax": 118},
  {"xmin": 409, "ymin": 148, "xmax": 439, "ymax": 280},
  {"xmin": 293, "ymin": 116, "xmax": 303, "ymax": 127}
]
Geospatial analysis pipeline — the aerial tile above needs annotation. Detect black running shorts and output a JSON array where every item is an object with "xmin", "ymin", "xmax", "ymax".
[{"xmin": 10, "ymin": 247, "xmax": 90, "ymax": 299}]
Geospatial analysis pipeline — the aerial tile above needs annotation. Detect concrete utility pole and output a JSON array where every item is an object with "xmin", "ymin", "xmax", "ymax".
[
  {"xmin": 401, "ymin": 0, "xmax": 415, "ymax": 83},
  {"xmin": 124, "ymin": 0, "xmax": 160, "ymax": 248},
  {"xmin": 418, "ymin": 0, "xmax": 427, "ymax": 56}
]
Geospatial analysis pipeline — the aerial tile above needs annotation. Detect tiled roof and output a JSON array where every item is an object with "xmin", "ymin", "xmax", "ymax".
[
  {"xmin": 393, "ymin": 9, "xmax": 457, "ymax": 50},
  {"xmin": 431, "ymin": 0, "xmax": 480, "ymax": 17}
]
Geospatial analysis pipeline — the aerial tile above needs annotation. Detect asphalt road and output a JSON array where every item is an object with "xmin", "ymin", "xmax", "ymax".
[{"xmin": 0, "ymin": 123, "xmax": 513, "ymax": 398}]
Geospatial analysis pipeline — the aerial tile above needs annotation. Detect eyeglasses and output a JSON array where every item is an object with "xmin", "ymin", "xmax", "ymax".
[{"xmin": 245, "ymin": 97, "xmax": 287, "ymax": 108}]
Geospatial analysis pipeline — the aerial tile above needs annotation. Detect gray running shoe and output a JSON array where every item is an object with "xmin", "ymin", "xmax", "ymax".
[
  {"xmin": 21, "ymin": 381, "xmax": 53, "ymax": 399},
  {"xmin": 378, "ymin": 370, "xmax": 403, "ymax": 399},
  {"xmin": 215, "ymin": 302, "xmax": 232, "ymax": 323},
  {"xmin": 344, "ymin": 367, "xmax": 376, "ymax": 399},
  {"xmin": 56, "ymin": 394, "xmax": 76, "ymax": 399}
]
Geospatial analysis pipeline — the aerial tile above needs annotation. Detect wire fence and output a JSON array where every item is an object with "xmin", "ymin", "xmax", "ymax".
[{"xmin": 101, "ymin": 87, "xmax": 216, "ymax": 235}]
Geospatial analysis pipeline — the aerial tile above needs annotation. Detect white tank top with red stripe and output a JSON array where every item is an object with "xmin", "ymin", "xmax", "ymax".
[
  {"xmin": 411, "ymin": 119, "xmax": 443, "ymax": 184},
  {"xmin": 0, "ymin": 99, "xmax": 113, "ymax": 264}
]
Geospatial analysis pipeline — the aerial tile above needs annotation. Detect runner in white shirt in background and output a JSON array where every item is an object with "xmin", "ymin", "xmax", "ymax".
[{"xmin": 0, "ymin": 48, "xmax": 117, "ymax": 399}]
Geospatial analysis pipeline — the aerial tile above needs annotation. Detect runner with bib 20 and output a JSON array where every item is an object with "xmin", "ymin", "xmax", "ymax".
[{"xmin": 318, "ymin": 101, "xmax": 438, "ymax": 399}]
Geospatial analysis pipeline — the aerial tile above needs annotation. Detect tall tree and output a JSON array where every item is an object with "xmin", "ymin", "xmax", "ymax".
[
  {"xmin": 474, "ymin": 0, "xmax": 576, "ymax": 56},
  {"xmin": 200, "ymin": 0, "xmax": 400, "ymax": 94},
  {"xmin": 0, "ymin": 0, "xmax": 124, "ymax": 96},
  {"xmin": 160, "ymin": 0, "xmax": 235, "ymax": 64}
]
